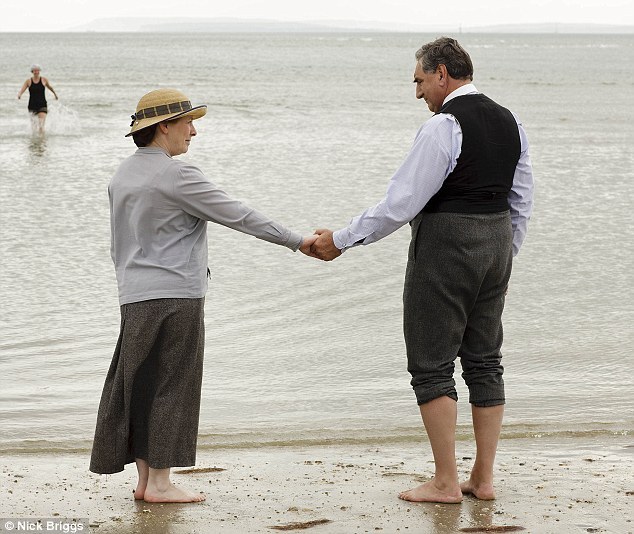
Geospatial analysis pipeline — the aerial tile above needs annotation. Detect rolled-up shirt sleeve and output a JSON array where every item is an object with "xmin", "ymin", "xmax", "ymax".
[{"xmin": 171, "ymin": 163, "xmax": 303, "ymax": 251}]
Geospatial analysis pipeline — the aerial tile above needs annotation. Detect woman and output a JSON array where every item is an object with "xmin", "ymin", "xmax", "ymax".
[
  {"xmin": 17, "ymin": 64, "xmax": 58, "ymax": 133},
  {"xmin": 89, "ymin": 88, "xmax": 316, "ymax": 503}
]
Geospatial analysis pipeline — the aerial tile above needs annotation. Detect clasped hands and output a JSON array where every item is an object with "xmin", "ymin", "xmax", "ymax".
[{"xmin": 299, "ymin": 229, "xmax": 342, "ymax": 261}]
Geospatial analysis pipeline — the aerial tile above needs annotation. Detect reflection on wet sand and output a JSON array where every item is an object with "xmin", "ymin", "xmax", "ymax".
[
  {"xmin": 459, "ymin": 498, "xmax": 526, "ymax": 532},
  {"xmin": 405, "ymin": 498, "xmax": 527, "ymax": 533},
  {"xmin": 130, "ymin": 500, "xmax": 192, "ymax": 534}
]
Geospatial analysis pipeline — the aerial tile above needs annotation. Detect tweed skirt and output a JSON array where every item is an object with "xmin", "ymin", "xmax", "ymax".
[
  {"xmin": 90, "ymin": 298, "xmax": 205, "ymax": 474},
  {"xmin": 404, "ymin": 211, "xmax": 513, "ymax": 407}
]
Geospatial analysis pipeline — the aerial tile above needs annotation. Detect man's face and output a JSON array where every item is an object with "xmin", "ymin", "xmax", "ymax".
[
  {"xmin": 413, "ymin": 62, "xmax": 443, "ymax": 113},
  {"xmin": 165, "ymin": 116, "xmax": 197, "ymax": 156},
  {"xmin": 32, "ymin": 69, "xmax": 40, "ymax": 77}
]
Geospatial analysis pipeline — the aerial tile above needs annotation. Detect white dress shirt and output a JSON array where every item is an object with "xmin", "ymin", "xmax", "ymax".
[{"xmin": 333, "ymin": 84, "xmax": 534, "ymax": 257}]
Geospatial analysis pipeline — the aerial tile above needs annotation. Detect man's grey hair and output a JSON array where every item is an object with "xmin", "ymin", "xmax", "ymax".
[{"xmin": 415, "ymin": 37, "xmax": 474, "ymax": 81}]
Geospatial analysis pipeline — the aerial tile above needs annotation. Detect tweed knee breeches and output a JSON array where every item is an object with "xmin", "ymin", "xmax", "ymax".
[{"xmin": 404, "ymin": 211, "xmax": 513, "ymax": 407}]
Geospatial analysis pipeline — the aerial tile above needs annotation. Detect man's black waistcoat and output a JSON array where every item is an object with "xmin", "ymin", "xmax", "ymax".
[{"xmin": 423, "ymin": 93, "xmax": 521, "ymax": 214}]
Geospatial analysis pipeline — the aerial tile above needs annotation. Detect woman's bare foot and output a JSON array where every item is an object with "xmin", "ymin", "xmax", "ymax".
[
  {"xmin": 398, "ymin": 478, "xmax": 463, "ymax": 504},
  {"xmin": 460, "ymin": 478, "xmax": 496, "ymax": 500},
  {"xmin": 134, "ymin": 458, "xmax": 149, "ymax": 500},
  {"xmin": 133, "ymin": 483, "xmax": 146, "ymax": 500},
  {"xmin": 143, "ymin": 481, "xmax": 206, "ymax": 503}
]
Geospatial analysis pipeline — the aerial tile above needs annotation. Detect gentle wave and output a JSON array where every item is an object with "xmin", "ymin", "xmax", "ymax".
[
  {"xmin": 1, "ymin": 425, "xmax": 630, "ymax": 455},
  {"xmin": 1, "ymin": 32, "xmax": 633, "ymax": 455}
]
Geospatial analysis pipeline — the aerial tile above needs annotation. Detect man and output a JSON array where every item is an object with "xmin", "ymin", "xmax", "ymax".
[{"xmin": 310, "ymin": 37, "xmax": 534, "ymax": 504}]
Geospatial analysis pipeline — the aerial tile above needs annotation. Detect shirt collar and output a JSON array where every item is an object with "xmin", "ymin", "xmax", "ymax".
[
  {"xmin": 443, "ymin": 83, "xmax": 478, "ymax": 106},
  {"xmin": 137, "ymin": 146, "xmax": 172, "ymax": 158}
]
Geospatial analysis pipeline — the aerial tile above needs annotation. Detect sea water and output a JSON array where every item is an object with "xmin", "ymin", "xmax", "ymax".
[{"xmin": 0, "ymin": 32, "xmax": 632, "ymax": 454}]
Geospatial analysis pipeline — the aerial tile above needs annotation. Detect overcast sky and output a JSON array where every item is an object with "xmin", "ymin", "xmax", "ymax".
[{"xmin": 3, "ymin": 0, "xmax": 633, "ymax": 32}]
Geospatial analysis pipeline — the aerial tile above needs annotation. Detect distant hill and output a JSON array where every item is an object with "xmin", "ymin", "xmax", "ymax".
[
  {"xmin": 466, "ymin": 22, "xmax": 634, "ymax": 34},
  {"xmin": 68, "ymin": 17, "xmax": 634, "ymax": 34},
  {"xmin": 68, "ymin": 18, "xmax": 346, "ymax": 33}
]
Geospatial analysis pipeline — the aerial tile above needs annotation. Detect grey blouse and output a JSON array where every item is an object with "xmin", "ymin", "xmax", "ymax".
[{"xmin": 109, "ymin": 147, "xmax": 302, "ymax": 305}]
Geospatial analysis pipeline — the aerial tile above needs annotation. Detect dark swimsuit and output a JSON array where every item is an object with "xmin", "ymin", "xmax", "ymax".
[{"xmin": 28, "ymin": 79, "xmax": 47, "ymax": 114}]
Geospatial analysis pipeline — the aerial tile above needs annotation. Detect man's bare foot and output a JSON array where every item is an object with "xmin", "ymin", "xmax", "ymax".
[
  {"xmin": 143, "ymin": 482, "xmax": 206, "ymax": 503},
  {"xmin": 398, "ymin": 479, "xmax": 463, "ymax": 504},
  {"xmin": 460, "ymin": 478, "xmax": 496, "ymax": 500}
]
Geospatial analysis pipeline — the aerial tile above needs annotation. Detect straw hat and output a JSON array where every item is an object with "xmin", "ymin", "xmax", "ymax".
[{"xmin": 126, "ymin": 88, "xmax": 207, "ymax": 137}]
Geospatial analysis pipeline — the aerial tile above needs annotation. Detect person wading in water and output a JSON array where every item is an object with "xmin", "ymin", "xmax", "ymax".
[{"xmin": 17, "ymin": 64, "xmax": 58, "ymax": 134}]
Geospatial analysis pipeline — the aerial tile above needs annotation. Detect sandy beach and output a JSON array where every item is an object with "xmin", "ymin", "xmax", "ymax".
[{"xmin": 1, "ymin": 434, "xmax": 632, "ymax": 534}]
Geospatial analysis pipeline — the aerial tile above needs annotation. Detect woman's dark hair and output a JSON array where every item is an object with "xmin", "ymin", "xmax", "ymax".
[
  {"xmin": 132, "ymin": 124, "xmax": 159, "ymax": 148},
  {"xmin": 131, "ymin": 117, "xmax": 185, "ymax": 147},
  {"xmin": 415, "ymin": 37, "xmax": 474, "ymax": 81}
]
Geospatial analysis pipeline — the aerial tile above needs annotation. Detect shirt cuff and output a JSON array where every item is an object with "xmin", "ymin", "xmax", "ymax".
[
  {"xmin": 332, "ymin": 229, "xmax": 348, "ymax": 251},
  {"xmin": 286, "ymin": 231, "xmax": 304, "ymax": 252}
]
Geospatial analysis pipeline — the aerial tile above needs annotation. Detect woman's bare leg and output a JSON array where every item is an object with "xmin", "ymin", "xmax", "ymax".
[
  {"xmin": 37, "ymin": 112, "xmax": 46, "ymax": 134},
  {"xmin": 133, "ymin": 458, "xmax": 149, "ymax": 500}
]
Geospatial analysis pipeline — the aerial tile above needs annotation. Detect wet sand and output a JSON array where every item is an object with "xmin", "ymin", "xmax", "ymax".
[{"xmin": 1, "ymin": 434, "xmax": 632, "ymax": 533}]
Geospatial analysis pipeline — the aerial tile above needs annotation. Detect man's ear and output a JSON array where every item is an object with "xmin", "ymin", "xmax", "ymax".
[
  {"xmin": 438, "ymin": 64, "xmax": 448, "ymax": 82},
  {"xmin": 158, "ymin": 122, "xmax": 169, "ymax": 134}
]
